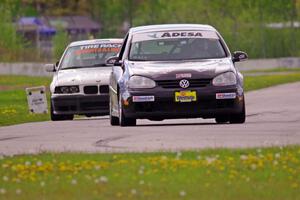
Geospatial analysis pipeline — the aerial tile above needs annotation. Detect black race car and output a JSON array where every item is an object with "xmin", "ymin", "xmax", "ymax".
[{"xmin": 107, "ymin": 24, "xmax": 248, "ymax": 126}]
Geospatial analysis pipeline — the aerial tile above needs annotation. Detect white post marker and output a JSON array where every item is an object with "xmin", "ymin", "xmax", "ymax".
[{"xmin": 26, "ymin": 86, "xmax": 48, "ymax": 114}]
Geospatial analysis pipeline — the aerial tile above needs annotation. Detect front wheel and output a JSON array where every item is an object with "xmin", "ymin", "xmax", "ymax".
[
  {"xmin": 229, "ymin": 97, "xmax": 246, "ymax": 124},
  {"xmin": 215, "ymin": 116, "xmax": 229, "ymax": 124},
  {"xmin": 118, "ymin": 96, "xmax": 136, "ymax": 127},
  {"xmin": 50, "ymin": 103, "xmax": 73, "ymax": 121},
  {"xmin": 110, "ymin": 96, "xmax": 119, "ymax": 126}
]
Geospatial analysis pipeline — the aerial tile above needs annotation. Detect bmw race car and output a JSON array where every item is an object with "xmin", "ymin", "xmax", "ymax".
[
  {"xmin": 107, "ymin": 24, "xmax": 248, "ymax": 126},
  {"xmin": 46, "ymin": 39, "xmax": 123, "ymax": 121}
]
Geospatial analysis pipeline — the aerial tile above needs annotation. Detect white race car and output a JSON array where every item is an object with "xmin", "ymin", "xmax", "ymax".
[{"xmin": 45, "ymin": 39, "xmax": 123, "ymax": 121}]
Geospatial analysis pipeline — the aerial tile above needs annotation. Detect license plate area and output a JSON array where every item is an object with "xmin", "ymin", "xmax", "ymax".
[{"xmin": 175, "ymin": 90, "xmax": 197, "ymax": 102}]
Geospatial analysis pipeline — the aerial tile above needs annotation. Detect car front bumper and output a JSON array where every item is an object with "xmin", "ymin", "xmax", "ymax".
[
  {"xmin": 121, "ymin": 85, "xmax": 244, "ymax": 119},
  {"xmin": 51, "ymin": 94, "xmax": 109, "ymax": 115}
]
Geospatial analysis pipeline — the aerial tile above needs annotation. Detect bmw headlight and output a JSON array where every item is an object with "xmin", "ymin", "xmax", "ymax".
[
  {"xmin": 60, "ymin": 86, "xmax": 70, "ymax": 94},
  {"xmin": 69, "ymin": 86, "xmax": 79, "ymax": 93},
  {"xmin": 128, "ymin": 76, "xmax": 156, "ymax": 89},
  {"xmin": 212, "ymin": 72, "xmax": 237, "ymax": 86}
]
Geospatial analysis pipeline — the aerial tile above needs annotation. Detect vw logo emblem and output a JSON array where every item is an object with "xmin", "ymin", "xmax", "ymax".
[{"xmin": 179, "ymin": 79, "xmax": 190, "ymax": 88}]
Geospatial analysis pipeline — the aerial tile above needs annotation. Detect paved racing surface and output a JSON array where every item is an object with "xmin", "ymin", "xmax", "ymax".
[{"xmin": 1, "ymin": 82, "xmax": 300, "ymax": 155}]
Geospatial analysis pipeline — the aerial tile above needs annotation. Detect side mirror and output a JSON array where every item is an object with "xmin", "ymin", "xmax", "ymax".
[
  {"xmin": 45, "ymin": 64, "xmax": 56, "ymax": 72},
  {"xmin": 106, "ymin": 56, "xmax": 122, "ymax": 66},
  {"xmin": 106, "ymin": 56, "xmax": 118, "ymax": 66},
  {"xmin": 232, "ymin": 51, "xmax": 248, "ymax": 62}
]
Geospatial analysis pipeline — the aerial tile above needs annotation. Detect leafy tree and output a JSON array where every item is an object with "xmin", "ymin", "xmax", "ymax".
[
  {"xmin": 21, "ymin": 0, "xmax": 90, "ymax": 16},
  {"xmin": 3, "ymin": 0, "xmax": 300, "ymax": 60},
  {"xmin": 53, "ymin": 28, "xmax": 69, "ymax": 60},
  {"xmin": 0, "ymin": 0, "xmax": 25, "ymax": 61}
]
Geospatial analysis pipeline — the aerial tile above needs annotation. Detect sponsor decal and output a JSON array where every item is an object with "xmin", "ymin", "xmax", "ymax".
[
  {"xmin": 176, "ymin": 73, "xmax": 192, "ymax": 79},
  {"xmin": 75, "ymin": 43, "xmax": 122, "ymax": 55},
  {"xmin": 80, "ymin": 43, "xmax": 122, "ymax": 50},
  {"xmin": 216, "ymin": 93, "xmax": 236, "ymax": 99},
  {"xmin": 132, "ymin": 31, "xmax": 219, "ymax": 42},
  {"xmin": 175, "ymin": 90, "xmax": 197, "ymax": 102},
  {"xmin": 161, "ymin": 32, "xmax": 203, "ymax": 38},
  {"xmin": 132, "ymin": 96, "xmax": 155, "ymax": 102},
  {"xmin": 176, "ymin": 96, "xmax": 195, "ymax": 102}
]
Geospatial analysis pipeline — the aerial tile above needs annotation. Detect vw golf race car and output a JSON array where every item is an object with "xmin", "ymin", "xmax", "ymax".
[
  {"xmin": 46, "ymin": 39, "xmax": 123, "ymax": 121},
  {"xmin": 107, "ymin": 24, "xmax": 248, "ymax": 126}
]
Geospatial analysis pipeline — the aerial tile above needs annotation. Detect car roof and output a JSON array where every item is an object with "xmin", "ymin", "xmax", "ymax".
[
  {"xmin": 69, "ymin": 38, "xmax": 123, "ymax": 47},
  {"xmin": 130, "ymin": 24, "xmax": 217, "ymax": 34}
]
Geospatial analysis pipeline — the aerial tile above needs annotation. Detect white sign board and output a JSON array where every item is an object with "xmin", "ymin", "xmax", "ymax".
[{"xmin": 26, "ymin": 86, "xmax": 48, "ymax": 114}]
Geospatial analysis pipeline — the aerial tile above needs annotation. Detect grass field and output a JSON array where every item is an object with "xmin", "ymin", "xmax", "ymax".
[
  {"xmin": 244, "ymin": 73, "xmax": 300, "ymax": 91},
  {"xmin": 1, "ymin": 72, "xmax": 300, "ymax": 199},
  {"xmin": 242, "ymin": 67, "xmax": 300, "ymax": 74},
  {"xmin": 0, "ymin": 146, "xmax": 299, "ymax": 200},
  {"xmin": 1, "ymin": 71, "xmax": 300, "ymax": 126},
  {"xmin": 0, "ymin": 75, "xmax": 51, "ymax": 126}
]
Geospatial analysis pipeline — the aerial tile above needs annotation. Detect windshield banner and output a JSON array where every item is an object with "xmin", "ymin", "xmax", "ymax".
[
  {"xmin": 75, "ymin": 43, "xmax": 122, "ymax": 55},
  {"xmin": 132, "ymin": 31, "xmax": 219, "ymax": 42}
]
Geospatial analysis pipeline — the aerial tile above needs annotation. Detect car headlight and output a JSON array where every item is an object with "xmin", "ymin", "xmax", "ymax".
[
  {"xmin": 60, "ymin": 86, "xmax": 70, "ymax": 94},
  {"xmin": 128, "ymin": 76, "xmax": 156, "ymax": 89},
  {"xmin": 69, "ymin": 86, "xmax": 79, "ymax": 93},
  {"xmin": 212, "ymin": 72, "xmax": 237, "ymax": 86},
  {"xmin": 54, "ymin": 86, "xmax": 79, "ymax": 94}
]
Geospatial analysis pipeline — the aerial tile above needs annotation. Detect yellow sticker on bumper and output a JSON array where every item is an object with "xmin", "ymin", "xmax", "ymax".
[{"xmin": 175, "ymin": 91, "xmax": 197, "ymax": 102}]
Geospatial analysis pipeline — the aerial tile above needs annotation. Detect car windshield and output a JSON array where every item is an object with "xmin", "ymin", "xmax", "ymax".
[
  {"xmin": 60, "ymin": 43, "xmax": 121, "ymax": 70},
  {"xmin": 129, "ymin": 30, "xmax": 227, "ymax": 61}
]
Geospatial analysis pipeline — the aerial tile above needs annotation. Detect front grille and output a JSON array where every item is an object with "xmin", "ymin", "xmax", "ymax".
[
  {"xmin": 84, "ymin": 86, "xmax": 98, "ymax": 94},
  {"xmin": 156, "ymin": 79, "xmax": 211, "ymax": 88},
  {"xmin": 80, "ymin": 102, "xmax": 108, "ymax": 111},
  {"xmin": 99, "ymin": 85, "xmax": 109, "ymax": 93},
  {"xmin": 216, "ymin": 99, "xmax": 235, "ymax": 108},
  {"xmin": 57, "ymin": 105, "xmax": 76, "ymax": 111},
  {"xmin": 133, "ymin": 99, "xmax": 235, "ymax": 113}
]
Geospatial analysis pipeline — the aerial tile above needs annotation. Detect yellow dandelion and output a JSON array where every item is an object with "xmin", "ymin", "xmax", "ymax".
[
  {"xmin": 116, "ymin": 192, "xmax": 123, "ymax": 198},
  {"xmin": 291, "ymin": 182, "xmax": 298, "ymax": 188}
]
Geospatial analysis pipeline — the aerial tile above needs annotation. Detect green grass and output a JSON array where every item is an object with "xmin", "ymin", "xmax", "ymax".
[
  {"xmin": 244, "ymin": 73, "xmax": 300, "ymax": 91},
  {"xmin": 243, "ymin": 67, "xmax": 300, "ymax": 74},
  {"xmin": 0, "ymin": 75, "xmax": 51, "ymax": 126},
  {"xmin": 1, "ymin": 73, "xmax": 300, "ymax": 126},
  {"xmin": 0, "ymin": 146, "xmax": 299, "ymax": 200},
  {"xmin": 0, "ymin": 75, "xmax": 51, "ymax": 88}
]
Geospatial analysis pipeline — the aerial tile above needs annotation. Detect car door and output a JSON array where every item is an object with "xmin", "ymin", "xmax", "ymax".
[{"xmin": 110, "ymin": 34, "xmax": 129, "ymax": 116}]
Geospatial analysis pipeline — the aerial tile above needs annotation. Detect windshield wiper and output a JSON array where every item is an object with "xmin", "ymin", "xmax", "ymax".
[
  {"xmin": 61, "ymin": 63, "xmax": 107, "ymax": 70},
  {"xmin": 92, "ymin": 63, "xmax": 107, "ymax": 67},
  {"xmin": 61, "ymin": 66, "xmax": 84, "ymax": 70},
  {"xmin": 129, "ymin": 59, "xmax": 148, "ymax": 61}
]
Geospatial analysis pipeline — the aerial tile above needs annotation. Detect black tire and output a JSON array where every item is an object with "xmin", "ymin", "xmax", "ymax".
[
  {"xmin": 119, "ymin": 96, "xmax": 136, "ymax": 127},
  {"xmin": 110, "ymin": 96, "xmax": 119, "ymax": 126},
  {"xmin": 229, "ymin": 98, "xmax": 246, "ymax": 124},
  {"xmin": 50, "ymin": 103, "xmax": 74, "ymax": 121},
  {"xmin": 110, "ymin": 115, "xmax": 119, "ymax": 126},
  {"xmin": 215, "ymin": 116, "xmax": 229, "ymax": 124}
]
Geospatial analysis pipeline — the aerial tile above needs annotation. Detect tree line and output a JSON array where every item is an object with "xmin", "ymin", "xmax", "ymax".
[{"xmin": 0, "ymin": 0, "xmax": 299, "ymax": 61}]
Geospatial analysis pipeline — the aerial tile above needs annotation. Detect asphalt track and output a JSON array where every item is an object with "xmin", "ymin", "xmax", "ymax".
[{"xmin": 1, "ymin": 82, "xmax": 300, "ymax": 155}]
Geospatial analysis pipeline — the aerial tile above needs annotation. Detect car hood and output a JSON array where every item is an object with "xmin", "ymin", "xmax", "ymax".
[
  {"xmin": 125, "ymin": 58, "xmax": 235, "ymax": 80},
  {"xmin": 54, "ymin": 67, "xmax": 112, "ymax": 86}
]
